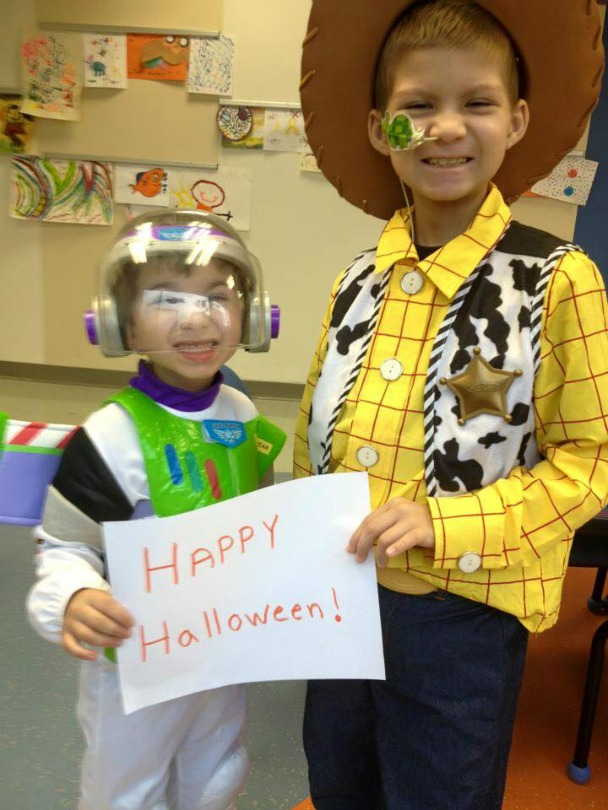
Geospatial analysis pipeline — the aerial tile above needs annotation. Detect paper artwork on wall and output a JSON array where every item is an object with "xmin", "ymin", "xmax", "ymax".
[
  {"xmin": 0, "ymin": 97, "xmax": 35, "ymax": 154},
  {"xmin": 114, "ymin": 164, "xmax": 170, "ymax": 207},
  {"xmin": 21, "ymin": 31, "xmax": 83, "ymax": 120},
  {"xmin": 188, "ymin": 36, "xmax": 235, "ymax": 96},
  {"xmin": 83, "ymin": 34, "xmax": 127, "ymax": 89},
  {"xmin": 263, "ymin": 109, "xmax": 308, "ymax": 153},
  {"xmin": 127, "ymin": 34, "xmax": 190, "ymax": 81},
  {"xmin": 530, "ymin": 155, "xmax": 599, "ymax": 206},
  {"xmin": 219, "ymin": 106, "xmax": 264, "ymax": 149},
  {"xmin": 217, "ymin": 105, "xmax": 252, "ymax": 141},
  {"xmin": 10, "ymin": 156, "xmax": 113, "ymax": 225},
  {"xmin": 300, "ymin": 152, "xmax": 322, "ymax": 173},
  {"xmin": 169, "ymin": 166, "xmax": 252, "ymax": 231}
]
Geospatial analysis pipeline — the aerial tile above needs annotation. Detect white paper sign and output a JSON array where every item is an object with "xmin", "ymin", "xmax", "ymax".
[{"xmin": 103, "ymin": 473, "xmax": 385, "ymax": 714}]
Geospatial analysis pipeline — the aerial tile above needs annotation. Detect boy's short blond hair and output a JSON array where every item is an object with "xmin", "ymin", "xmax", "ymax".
[{"xmin": 374, "ymin": 0, "xmax": 521, "ymax": 111}]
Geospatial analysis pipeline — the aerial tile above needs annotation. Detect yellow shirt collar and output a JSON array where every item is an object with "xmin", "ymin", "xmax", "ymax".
[{"xmin": 374, "ymin": 184, "xmax": 513, "ymax": 300}]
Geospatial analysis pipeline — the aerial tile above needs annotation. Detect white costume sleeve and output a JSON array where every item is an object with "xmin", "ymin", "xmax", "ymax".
[
  {"xmin": 27, "ymin": 507, "xmax": 110, "ymax": 644},
  {"xmin": 26, "ymin": 403, "xmax": 143, "ymax": 645}
]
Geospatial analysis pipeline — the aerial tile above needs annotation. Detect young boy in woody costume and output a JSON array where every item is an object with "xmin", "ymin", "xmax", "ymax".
[{"xmin": 296, "ymin": 1, "xmax": 608, "ymax": 807}]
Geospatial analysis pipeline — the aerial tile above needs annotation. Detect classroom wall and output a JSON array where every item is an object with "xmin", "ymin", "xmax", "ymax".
[{"xmin": 0, "ymin": 0, "xmax": 592, "ymax": 385}]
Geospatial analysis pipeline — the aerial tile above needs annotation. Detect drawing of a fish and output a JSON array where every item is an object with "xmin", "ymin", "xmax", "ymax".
[{"xmin": 129, "ymin": 168, "xmax": 167, "ymax": 197}]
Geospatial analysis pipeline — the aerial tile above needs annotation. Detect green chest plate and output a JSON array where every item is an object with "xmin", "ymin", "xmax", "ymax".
[{"xmin": 110, "ymin": 388, "xmax": 261, "ymax": 517}]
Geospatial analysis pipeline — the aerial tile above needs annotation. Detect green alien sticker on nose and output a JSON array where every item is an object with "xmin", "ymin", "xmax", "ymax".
[{"xmin": 381, "ymin": 111, "xmax": 438, "ymax": 151}]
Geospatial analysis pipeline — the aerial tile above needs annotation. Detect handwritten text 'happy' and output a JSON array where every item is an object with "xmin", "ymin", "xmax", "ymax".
[{"xmin": 142, "ymin": 514, "xmax": 279, "ymax": 593}]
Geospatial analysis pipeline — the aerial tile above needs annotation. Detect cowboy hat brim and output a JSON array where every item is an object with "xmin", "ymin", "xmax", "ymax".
[{"xmin": 300, "ymin": 0, "xmax": 604, "ymax": 220}]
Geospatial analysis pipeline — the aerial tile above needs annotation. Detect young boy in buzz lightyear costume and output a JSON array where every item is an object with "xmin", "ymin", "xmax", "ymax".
[
  {"xmin": 297, "ymin": 1, "xmax": 608, "ymax": 807},
  {"xmin": 27, "ymin": 210, "xmax": 285, "ymax": 810}
]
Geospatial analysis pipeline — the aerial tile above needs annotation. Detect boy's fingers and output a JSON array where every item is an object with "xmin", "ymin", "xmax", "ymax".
[
  {"xmin": 379, "ymin": 537, "xmax": 411, "ymax": 566},
  {"xmin": 86, "ymin": 592, "xmax": 135, "ymax": 628},
  {"xmin": 73, "ymin": 613, "xmax": 132, "ymax": 644},
  {"xmin": 347, "ymin": 532, "xmax": 371, "ymax": 561},
  {"xmin": 88, "ymin": 607, "xmax": 133, "ymax": 638},
  {"xmin": 65, "ymin": 621, "xmax": 127, "ymax": 650},
  {"xmin": 355, "ymin": 536, "xmax": 375, "ymax": 563},
  {"xmin": 347, "ymin": 530, "xmax": 360, "ymax": 553},
  {"xmin": 348, "ymin": 516, "xmax": 384, "ymax": 551},
  {"xmin": 106, "ymin": 603, "xmax": 135, "ymax": 629},
  {"xmin": 62, "ymin": 632, "xmax": 98, "ymax": 661}
]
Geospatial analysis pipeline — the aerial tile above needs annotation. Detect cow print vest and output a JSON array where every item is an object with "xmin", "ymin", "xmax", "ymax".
[{"xmin": 308, "ymin": 222, "xmax": 580, "ymax": 497}]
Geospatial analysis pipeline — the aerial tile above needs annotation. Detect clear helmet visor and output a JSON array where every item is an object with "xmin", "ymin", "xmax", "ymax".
[
  {"xmin": 129, "ymin": 263, "xmax": 248, "ymax": 355},
  {"xmin": 93, "ymin": 211, "xmax": 270, "ymax": 356}
]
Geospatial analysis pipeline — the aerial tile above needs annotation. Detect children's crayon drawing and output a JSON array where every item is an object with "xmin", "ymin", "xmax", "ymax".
[
  {"xmin": 0, "ymin": 96, "xmax": 34, "ymax": 154},
  {"xmin": 170, "ymin": 166, "xmax": 252, "ymax": 231},
  {"xmin": 83, "ymin": 34, "xmax": 127, "ymax": 89},
  {"xmin": 10, "ymin": 156, "xmax": 113, "ymax": 225},
  {"xmin": 114, "ymin": 164, "xmax": 170, "ymax": 207},
  {"xmin": 530, "ymin": 155, "xmax": 599, "ymax": 206},
  {"xmin": 219, "ymin": 106, "xmax": 265, "ymax": 149},
  {"xmin": 188, "ymin": 35, "xmax": 235, "ymax": 96},
  {"xmin": 104, "ymin": 473, "xmax": 385, "ymax": 714},
  {"xmin": 21, "ymin": 30, "xmax": 83, "ymax": 120},
  {"xmin": 217, "ymin": 105, "xmax": 252, "ymax": 141},
  {"xmin": 300, "ymin": 151, "xmax": 322, "ymax": 173},
  {"xmin": 263, "ymin": 108, "xmax": 308, "ymax": 153},
  {"xmin": 127, "ymin": 34, "xmax": 190, "ymax": 81}
]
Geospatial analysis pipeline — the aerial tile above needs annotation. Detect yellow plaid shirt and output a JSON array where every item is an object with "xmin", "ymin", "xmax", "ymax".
[{"xmin": 294, "ymin": 185, "xmax": 608, "ymax": 632}]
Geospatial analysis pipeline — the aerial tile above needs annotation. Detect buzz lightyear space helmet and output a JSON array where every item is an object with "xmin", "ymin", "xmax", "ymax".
[{"xmin": 85, "ymin": 209, "xmax": 279, "ymax": 357}]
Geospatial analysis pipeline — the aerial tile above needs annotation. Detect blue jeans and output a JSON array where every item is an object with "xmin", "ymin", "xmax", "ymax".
[{"xmin": 303, "ymin": 586, "xmax": 529, "ymax": 810}]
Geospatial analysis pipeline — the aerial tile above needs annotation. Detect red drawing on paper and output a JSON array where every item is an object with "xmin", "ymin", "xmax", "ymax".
[{"xmin": 191, "ymin": 179, "xmax": 233, "ymax": 222}]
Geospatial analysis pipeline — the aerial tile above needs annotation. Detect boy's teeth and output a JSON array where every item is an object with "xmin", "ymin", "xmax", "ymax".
[{"xmin": 427, "ymin": 157, "xmax": 468, "ymax": 166}]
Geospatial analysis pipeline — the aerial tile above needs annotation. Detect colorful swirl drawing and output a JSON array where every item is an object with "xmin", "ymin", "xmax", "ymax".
[{"xmin": 11, "ymin": 156, "xmax": 113, "ymax": 224}]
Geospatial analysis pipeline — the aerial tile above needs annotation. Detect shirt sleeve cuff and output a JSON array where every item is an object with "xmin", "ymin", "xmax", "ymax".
[{"xmin": 428, "ymin": 488, "xmax": 507, "ymax": 570}]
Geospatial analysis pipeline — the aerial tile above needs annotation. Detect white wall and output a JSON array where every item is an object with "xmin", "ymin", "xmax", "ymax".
[{"xmin": 0, "ymin": 0, "xmax": 45, "ymax": 364}]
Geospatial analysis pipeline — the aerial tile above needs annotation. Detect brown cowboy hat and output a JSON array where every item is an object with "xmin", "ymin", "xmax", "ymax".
[{"xmin": 300, "ymin": 0, "xmax": 604, "ymax": 220}]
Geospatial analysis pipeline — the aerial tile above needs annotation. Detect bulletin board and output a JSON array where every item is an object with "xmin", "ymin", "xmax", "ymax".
[
  {"xmin": 1, "ymin": 0, "xmax": 231, "ymax": 373},
  {"xmin": 35, "ymin": 86, "xmax": 219, "ymax": 167},
  {"xmin": 34, "ymin": 0, "xmax": 221, "ymax": 165}
]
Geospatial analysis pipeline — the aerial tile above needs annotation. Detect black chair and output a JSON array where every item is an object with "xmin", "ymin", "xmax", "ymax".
[{"xmin": 566, "ymin": 509, "xmax": 608, "ymax": 784}]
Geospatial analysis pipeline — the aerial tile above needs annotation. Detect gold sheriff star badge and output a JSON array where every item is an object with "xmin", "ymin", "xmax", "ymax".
[{"xmin": 440, "ymin": 348, "xmax": 522, "ymax": 425}]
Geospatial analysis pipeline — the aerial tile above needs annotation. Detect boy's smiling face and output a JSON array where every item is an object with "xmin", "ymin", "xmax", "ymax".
[
  {"xmin": 369, "ymin": 45, "xmax": 529, "ymax": 228},
  {"xmin": 126, "ymin": 259, "xmax": 244, "ymax": 392}
]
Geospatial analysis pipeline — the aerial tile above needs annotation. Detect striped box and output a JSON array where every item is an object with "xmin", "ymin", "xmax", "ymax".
[{"xmin": 0, "ymin": 413, "xmax": 77, "ymax": 526}]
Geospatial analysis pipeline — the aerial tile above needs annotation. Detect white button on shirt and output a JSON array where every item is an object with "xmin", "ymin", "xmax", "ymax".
[
  {"xmin": 356, "ymin": 446, "xmax": 379, "ymax": 468},
  {"xmin": 400, "ymin": 270, "xmax": 424, "ymax": 295},
  {"xmin": 380, "ymin": 358, "xmax": 403, "ymax": 381},
  {"xmin": 457, "ymin": 552, "xmax": 482, "ymax": 573}
]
